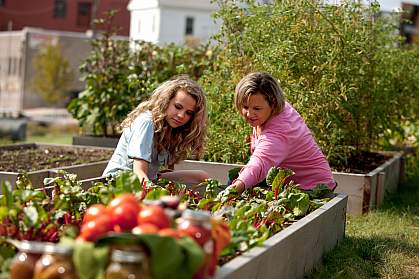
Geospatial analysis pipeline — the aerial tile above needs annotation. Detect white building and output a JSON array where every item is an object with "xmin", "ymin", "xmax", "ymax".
[{"xmin": 128, "ymin": 0, "xmax": 220, "ymax": 45}]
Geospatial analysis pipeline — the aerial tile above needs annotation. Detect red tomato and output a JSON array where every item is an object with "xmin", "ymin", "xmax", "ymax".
[
  {"xmin": 108, "ymin": 193, "xmax": 140, "ymax": 212},
  {"xmin": 83, "ymin": 204, "xmax": 108, "ymax": 224},
  {"xmin": 111, "ymin": 203, "xmax": 140, "ymax": 231},
  {"xmin": 80, "ymin": 214, "xmax": 113, "ymax": 242},
  {"xmin": 178, "ymin": 225, "xmax": 212, "ymax": 247},
  {"xmin": 137, "ymin": 205, "xmax": 171, "ymax": 230},
  {"xmin": 132, "ymin": 224, "xmax": 159, "ymax": 235}
]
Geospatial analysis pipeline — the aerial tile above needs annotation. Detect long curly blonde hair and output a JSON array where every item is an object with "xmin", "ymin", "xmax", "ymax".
[{"xmin": 121, "ymin": 75, "xmax": 208, "ymax": 166}]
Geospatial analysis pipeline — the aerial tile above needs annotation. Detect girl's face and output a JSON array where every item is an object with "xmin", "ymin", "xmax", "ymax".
[
  {"xmin": 165, "ymin": 89, "xmax": 197, "ymax": 128},
  {"xmin": 241, "ymin": 92, "xmax": 273, "ymax": 127}
]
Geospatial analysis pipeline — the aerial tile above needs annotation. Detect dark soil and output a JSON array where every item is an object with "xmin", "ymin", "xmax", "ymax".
[
  {"xmin": 0, "ymin": 145, "xmax": 114, "ymax": 172},
  {"xmin": 330, "ymin": 151, "xmax": 391, "ymax": 174}
]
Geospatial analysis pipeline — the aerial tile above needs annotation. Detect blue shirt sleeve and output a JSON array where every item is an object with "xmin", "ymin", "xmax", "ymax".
[{"xmin": 126, "ymin": 115, "xmax": 154, "ymax": 163}]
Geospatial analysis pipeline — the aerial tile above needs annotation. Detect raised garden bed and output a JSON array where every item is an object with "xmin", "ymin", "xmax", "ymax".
[
  {"xmin": 72, "ymin": 135, "xmax": 119, "ymax": 148},
  {"xmin": 174, "ymin": 151, "xmax": 403, "ymax": 215},
  {"xmin": 216, "ymin": 193, "xmax": 347, "ymax": 279},
  {"xmin": 0, "ymin": 143, "xmax": 113, "ymax": 191},
  {"xmin": 1, "ymin": 166, "xmax": 348, "ymax": 279}
]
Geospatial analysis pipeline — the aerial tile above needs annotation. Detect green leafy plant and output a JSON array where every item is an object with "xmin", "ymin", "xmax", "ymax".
[
  {"xmin": 68, "ymin": 11, "xmax": 217, "ymax": 137},
  {"xmin": 0, "ymin": 168, "xmax": 333, "ymax": 275},
  {"xmin": 201, "ymin": 0, "xmax": 419, "ymax": 166}
]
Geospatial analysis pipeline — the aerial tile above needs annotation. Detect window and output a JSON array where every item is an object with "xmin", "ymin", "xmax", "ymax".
[
  {"xmin": 77, "ymin": 2, "xmax": 92, "ymax": 27},
  {"xmin": 53, "ymin": 0, "xmax": 67, "ymax": 18},
  {"xmin": 7, "ymin": 57, "xmax": 11, "ymax": 76},
  {"xmin": 185, "ymin": 16, "xmax": 194, "ymax": 35}
]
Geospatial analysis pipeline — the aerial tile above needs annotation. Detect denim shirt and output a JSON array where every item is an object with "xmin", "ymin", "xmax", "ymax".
[{"xmin": 103, "ymin": 111, "xmax": 169, "ymax": 180}]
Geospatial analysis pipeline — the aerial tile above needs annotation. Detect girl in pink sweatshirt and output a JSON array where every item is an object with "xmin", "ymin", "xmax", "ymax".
[{"xmin": 229, "ymin": 72, "xmax": 336, "ymax": 193}]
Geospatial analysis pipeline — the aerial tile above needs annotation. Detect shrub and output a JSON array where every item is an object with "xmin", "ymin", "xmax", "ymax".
[
  {"xmin": 68, "ymin": 12, "xmax": 217, "ymax": 136},
  {"xmin": 201, "ymin": 0, "xmax": 419, "ymax": 165}
]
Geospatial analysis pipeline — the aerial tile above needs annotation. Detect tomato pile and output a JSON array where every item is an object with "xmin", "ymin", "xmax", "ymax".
[
  {"xmin": 77, "ymin": 192, "xmax": 231, "ymax": 279},
  {"xmin": 78, "ymin": 193, "xmax": 177, "ymax": 242}
]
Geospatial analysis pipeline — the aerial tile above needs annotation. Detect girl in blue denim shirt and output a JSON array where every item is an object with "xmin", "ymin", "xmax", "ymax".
[{"xmin": 103, "ymin": 75, "xmax": 208, "ymax": 184}]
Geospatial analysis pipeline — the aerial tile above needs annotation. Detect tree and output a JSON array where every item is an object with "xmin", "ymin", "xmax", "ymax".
[{"xmin": 31, "ymin": 43, "xmax": 74, "ymax": 105}]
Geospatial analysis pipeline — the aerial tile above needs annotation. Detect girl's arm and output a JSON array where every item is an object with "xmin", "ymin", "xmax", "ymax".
[
  {"xmin": 233, "ymin": 130, "xmax": 289, "ymax": 191},
  {"xmin": 133, "ymin": 159, "xmax": 150, "ymax": 182}
]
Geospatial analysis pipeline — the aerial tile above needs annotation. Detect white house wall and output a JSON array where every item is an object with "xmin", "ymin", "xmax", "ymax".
[
  {"xmin": 130, "ymin": 8, "xmax": 160, "ymax": 43},
  {"xmin": 159, "ymin": 7, "xmax": 217, "ymax": 44},
  {"xmin": 128, "ymin": 0, "xmax": 219, "ymax": 45}
]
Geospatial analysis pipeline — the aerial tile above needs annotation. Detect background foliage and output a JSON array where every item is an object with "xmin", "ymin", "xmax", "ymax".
[
  {"xmin": 32, "ymin": 43, "xmax": 74, "ymax": 105},
  {"xmin": 201, "ymin": 0, "xmax": 419, "ymax": 165},
  {"xmin": 68, "ymin": 12, "xmax": 216, "ymax": 136},
  {"xmin": 68, "ymin": 2, "xmax": 419, "ymax": 166}
]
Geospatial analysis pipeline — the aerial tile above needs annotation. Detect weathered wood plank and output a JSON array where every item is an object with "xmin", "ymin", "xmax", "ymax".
[{"xmin": 216, "ymin": 194, "xmax": 348, "ymax": 279}]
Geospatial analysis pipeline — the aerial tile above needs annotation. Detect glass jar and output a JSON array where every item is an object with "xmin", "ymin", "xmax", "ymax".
[
  {"xmin": 177, "ymin": 209, "xmax": 214, "ymax": 279},
  {"xmin": 105, "ymin": 249, "xmax": 152, "ymax": 279},
  {"xmin": 33, "ymin": 243, "xmax": 76, "ymax": 279},
  {"xmin": 9, "ymin": 241, "xmax": 48, "ymax": 279}
]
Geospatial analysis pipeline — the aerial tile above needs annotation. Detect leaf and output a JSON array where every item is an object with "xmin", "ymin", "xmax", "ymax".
[
  {"xmin": 115, "ymin": 171, "xmax": 141, "ymax": 193},
  {"xmin": 95, "ymin": 233, "xmax": 204, "ymax": 279},
  {"xmin": 286, "ymin": 192, "xmax": 310, "ymax": 217},
  {"xmin": 145, "ymin": 187, "xmax": 169, "ymax": 200},
  {"xmin": 271, "ymin": 168, "xmax": 295, "ymax": 194},
  {"xmin": 23, "ymin": 206, "xmax": 39, "ymax": 226},
  {"xmin": 0, "ymin": 182, "xmax": 13, "ymax": 208},
  {"xmin": 308, "ymin": 184, "xmax": 333, "ymax": 199}
]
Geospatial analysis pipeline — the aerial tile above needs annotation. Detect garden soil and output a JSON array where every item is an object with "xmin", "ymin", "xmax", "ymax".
[
  {"xmin": 331, "ymin": 151, "xmax": 390, "ymax": 174},
  {"xmin": 0, "ymin": 145, "xmax": 389, "ymax": 175},
  {"xmin": 0, "ymin": 145, "xmax": 114, "ymax": 172}
]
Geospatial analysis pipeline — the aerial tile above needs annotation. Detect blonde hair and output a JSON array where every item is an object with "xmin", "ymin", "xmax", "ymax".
[
  {"xmin": 235, "ymin": 72, "xmax": 285, "ymax": 115},
  {"xmin": 121, "ymin": 75, "xmax": 208, "ymax": 165}
]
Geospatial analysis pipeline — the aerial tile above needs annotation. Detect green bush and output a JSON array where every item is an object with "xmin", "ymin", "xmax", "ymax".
[
  {"xmin": 201, "ymin": 0, "xmax": 419, "ymax": 165},
  {"xmin": 68, "ymin": 12, "xmax": 217, "ymax": 136}
]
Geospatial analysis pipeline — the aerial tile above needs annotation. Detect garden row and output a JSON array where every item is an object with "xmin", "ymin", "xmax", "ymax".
[
  {"xmin": 0, "ymin": 143, "xmax": 403, "ymax": 216},
  {"xmin": 0, "ymin": 154, "xmax": 347, "ymax": 279}
]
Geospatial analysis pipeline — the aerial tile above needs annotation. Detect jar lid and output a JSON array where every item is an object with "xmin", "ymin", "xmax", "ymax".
[
  {"xmin": 181, "ymin": 209, "xmax": 211, "ymax": 222},
  {"xmin": 44, "ymin": 243, "xmax": 73, "ymax": 255},
  {"xmin": 111, "ymin": 250, "xmax": 145, "ymax": 263},
  {"xmin": 18, "ymin": 241, "xmax": 49, "ymax": 254}
]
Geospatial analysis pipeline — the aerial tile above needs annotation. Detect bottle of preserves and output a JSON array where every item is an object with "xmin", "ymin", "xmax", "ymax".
[
  {"xmin": 177, "ymin": 209, "xmax": 214, "ymax": 279},
  {"xmin": 33, "ymin": 243, "xmax": 76, "ymax": 279},
  {"xmin": 9, "ymin": 241, "xmax": 48, "ymax": 279},
  {"xmin": 105, "ymin": 249, "xmax": 152, "ymax": 279}
]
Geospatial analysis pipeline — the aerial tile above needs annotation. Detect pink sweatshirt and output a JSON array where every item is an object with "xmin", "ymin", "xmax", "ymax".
[{"xmin": 237, "ymin": 102, "xmax": 335, "ymax": 190}]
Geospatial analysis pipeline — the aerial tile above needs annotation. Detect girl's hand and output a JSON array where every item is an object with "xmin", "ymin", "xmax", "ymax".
[{"xmin": 228, "ymin": 179, "xmax": 246, "ymax": 194}]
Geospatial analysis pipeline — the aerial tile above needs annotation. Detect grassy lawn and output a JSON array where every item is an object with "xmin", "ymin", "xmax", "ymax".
[{"xmin": 310, "ymin": 156, "xmax": 419, "ymax": 279}]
